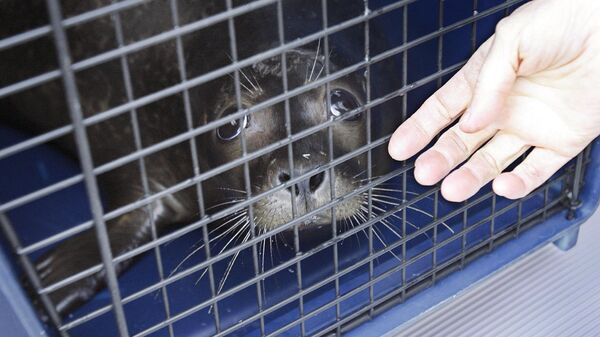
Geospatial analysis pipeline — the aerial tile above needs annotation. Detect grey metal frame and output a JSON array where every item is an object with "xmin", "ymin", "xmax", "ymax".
[{"xmin": 0, "ymin": 0, "xmax": 588, "ymax": 336}]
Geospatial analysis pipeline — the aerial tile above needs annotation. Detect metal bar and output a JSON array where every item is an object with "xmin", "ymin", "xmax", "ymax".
[
  {"xmin": 274, "ymin": 1, "xmax": 306, "ymax": 335},
  {"xmin": 1, "ymin": 53, "xmax": 463, "ymax": 215},
  {"xmin": 0, "ymin": 0, "xmax": 279, "ymax": 99},
  {"xmin": 59, "ymin": 172, "xmax": 568, "ymax": 332},
  {"xmin": 363, "ymin": 0, "xmax": 375, "ymax": 320},
  {"xmin": 400, "ymin": 1, "xmax": 409, "ymax": 304},
  {"xmin": 472, "ymin": 0, "xmax": 478, "ymax": 52},
  {"xmin": 135, "ymin": 195, "xmax": 513, "ymax": 337},
  {"xmin": 0, "ymin": 0, "xmax": 515, "ymax": 160},
  {"xmin": 224, "ymin": 0, "xmax": 266, "ymax": 334},
  {"xmin": 111, "ymin": 7, "xmax": 175, "ymax": 337},
  {"xmin": 34, "ymin": 160, "xmax": 433, "ymax": 296},
  {"xmin": 319, "ymin": 1, "xmax": 342, "ymax": 335},
  {"xmin": 168, "ymin": 0, "xmax": 222, "ymax": 331},
  {"xmin": 59, "ymin": 170, "xmax": 438, "ymax": 330},
  {"xmin": 431, "ymin": 0, "xmax": 444, "ymax": 285},
  {"xmin": 461, "ymin": 200, "xmax": 468, "ymax": 268},
  {"xmin": 567, "ymin": 153, "xmax": 585, "ymax": 220},
  {"xmin": 14, "ymin": 60, "xmax": 465, "ymax": 260},
  {"xmin": 45, "ymin": 0, "xmax": 129, "ymax": 335},
  {"xmin": 489, "ymin": 194, "xmax": 497, "ymax": 250},
  {"xmin": 265, "ymin": 198, "xmax": 544, "ymax": 337},
  {"xmin": 0, "ymin": 0, "xmax": 149, "ymax": 52}
]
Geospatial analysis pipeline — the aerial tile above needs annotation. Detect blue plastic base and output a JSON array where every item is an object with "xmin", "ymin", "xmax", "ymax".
[{"xmin": 553, "ymin": 226, "xmax": 581, "ymax": 251}]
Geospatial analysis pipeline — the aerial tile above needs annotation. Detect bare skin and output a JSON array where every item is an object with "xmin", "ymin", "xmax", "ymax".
[{"xmin": 388, "ymin": 0, "xmax": 600, "ymax": 202}]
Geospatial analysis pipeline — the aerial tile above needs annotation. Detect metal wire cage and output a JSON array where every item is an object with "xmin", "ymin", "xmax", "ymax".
[{"xmin": 0, "ymin": 0, "xmax": 596, "ymax": 337}]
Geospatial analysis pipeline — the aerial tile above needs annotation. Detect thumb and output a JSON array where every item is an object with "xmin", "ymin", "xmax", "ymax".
[{"xmin": 460, "ymin": 23, "xmax": 520, "ymax": 133}]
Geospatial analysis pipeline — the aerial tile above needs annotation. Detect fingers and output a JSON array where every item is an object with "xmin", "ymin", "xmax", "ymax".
[
  {"xmin": 413, "ymin": 123, "xmax": 497, "ymax": 186},
  {"xmin": 493, "ymin": 148, "xmax": 572, "ymax": 199},
  {"xmin": 460, "ymin": 22, "xmax": 520, "ymax": 133},
  {"xmin": 440, "ymin": 132, "xmax": 529, "ymax": 202},
  {"xmin": 388, "ymin": 39, "xmax": 494, "ymax": 161}
]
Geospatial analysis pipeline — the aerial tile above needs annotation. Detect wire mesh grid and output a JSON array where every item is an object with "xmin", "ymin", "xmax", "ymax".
[{"xmin": 0, "ymin": 0, "xmax": 590, "ymax": 336}]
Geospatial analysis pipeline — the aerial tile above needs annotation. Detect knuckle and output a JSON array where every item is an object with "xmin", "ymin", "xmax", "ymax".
[
  {"xmin": 443, "ymin": 129, "xmax": 470, "ymax": 155},
  {"xmin": 430, "ymin": 92, "xmax": 454, "ymax": 125},
  {"xmin": 495, "ymin": 17, "xmax": 512, "ymax": 36},
  {"xmin": 476, "ymin": 150, "xmax": 503, "ymax": 176},
  {"xmin": 409, "ymin": 117, "xmax": 430, "ymax": 141},
  {"xmin": 520, "ymin": 161, "xmax": 543, "ymax": 183}
]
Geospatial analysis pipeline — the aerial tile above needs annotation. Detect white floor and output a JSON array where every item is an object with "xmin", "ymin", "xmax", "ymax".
[{"xmin": 393, "ymin": 208, "xmax": 600, "ymax": 337}]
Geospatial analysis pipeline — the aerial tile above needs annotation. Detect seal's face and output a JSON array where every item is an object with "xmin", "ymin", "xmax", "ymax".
[{"xmin": 203, "ymin": 49, "xmax": 368, "ymax": 230}]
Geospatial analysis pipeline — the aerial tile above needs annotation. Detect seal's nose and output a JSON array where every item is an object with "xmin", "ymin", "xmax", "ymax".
[{"xmin": 277, "ymin": 170, "xmax": 327, "ymax": 195}]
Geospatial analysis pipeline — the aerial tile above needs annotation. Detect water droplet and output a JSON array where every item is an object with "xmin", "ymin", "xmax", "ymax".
[
  {"xmin": 288, "ymin": 268, "xmax": 295, "ymax": 273},
  {"xmin": 473, "ymin": 10, "xmax": 479, "ymax": 15}
]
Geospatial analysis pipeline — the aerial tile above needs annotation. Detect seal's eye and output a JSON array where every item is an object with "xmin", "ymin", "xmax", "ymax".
[
  {"xmin": 329, "ymin": 89, "xmax": 361, "ymax": 121},
  {"xmin": 217, "ymin": 107, "xmax": 250, "ymax": 141}
]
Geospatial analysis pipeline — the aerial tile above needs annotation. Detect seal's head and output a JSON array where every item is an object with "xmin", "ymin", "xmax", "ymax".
[{"xmin": 200, "ymin": 48, "xmax": 368, "ymax": 231}]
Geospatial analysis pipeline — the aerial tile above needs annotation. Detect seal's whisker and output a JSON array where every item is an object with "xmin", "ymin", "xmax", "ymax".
[
  {"xmin": 346, "ymin": 215, "xmax": 360, "ymax": 247},
  {"xmin": 350, "ymin": 216, "xmax": 363, "ymax": 247},
  {"xmin": 308, "ymin": 38, "xmax": 321, "ymax": 83},
  {"xmin": 371, "ymin": 203, "xmax": 420, "ymax": 231},
  {"xmin": 224, "ymin": 52, "xmax": 257, "ymax": 93},
  {"xmin": 358, "ymin": 205, "xmax": 404, "ymax": 239},
  {"xmin": 169, "ymin": 212, "xmax": 248, "ymax": 278},
  {"xmin": 216, "ymin": 187, "xmax": 248, "ymax": 194},
  {"xmin": 351, "ymin": 169, "xmax": 368, "ymax": 179},
  {"xmin": 378, "ymin": 218, "xmax": 403, "ymax": 240},
  {"xmin": 353, "ymin": 174, "xmax": 387, "ymax": 184},
  {"xmin": 218, "ymin": 219, "xmax": 251, "ymax": 256},
  {"xmin": 208, "ymin": 211, "xmax": 248, "ymax": 236},
  {"xmin": 373, "ymin": 227, "xmax": 402, "ymax": 263},
  {"xmin": 206, "ymin": 218, "xmax": 252, "ymax": 315},
  {"xmin": 206, "ymin": 199, "xmax": 246, "ymax": 211},
  {"xmin": 371, "ymin": 187, "xmax": 436, "ymax": 202},
  {"xmin": 274, "ymin": 232, "xmax": 281, "ymax": 260},
  {"xmin": 217, "ymin": 229, "xmax": 251, "ymax": 294},
  {"xmin": 260, "ymin": 227, "xmax": 266, "ymax": 275},
  {"xmin": 261, "ymin": 228, "xmax": 269, "ymax": 303},
  {"xmin": 369, "ymin": 195, "xmax": 454, "ymax": 234},
  {"xmin": 208, "ymin": 217, "xmax": 249, "ymax": 251},
  {"xmin": 363, "ymin": 199, "xmax": 433, "ymax": 240},
  {"xmin": 252, "ymin": 74, "xmax": 264, "ymax": 93},
  {"xmin": 226, "ymin": 72, "xmax": 253, "ymax": 94},
  {"xmin": 351, "ymin": 214, "xmax": 369, "ymax": 241},
  {"xmin": 361, "ymin": 200, "xmax": 420, "ymax": 234},
  {"xmin": 269, "ymin": 231, "xmax": 276, "ymax": 270},
  {"xmin": 355, "ymin": 212, "xmax": 402, "ymax": 263},
  {"xmin": 314, "ymin": 62, "xmax": 325, "ymax": 82},
  {"xmin": 239, "ymin": 67, "xmax": 260, "ymax": 92}
]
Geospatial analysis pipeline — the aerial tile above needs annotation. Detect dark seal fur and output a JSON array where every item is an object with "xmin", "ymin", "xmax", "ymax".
[{"xmin": 0, "ymin": 0, "xmax": 384, "ymax": 318}]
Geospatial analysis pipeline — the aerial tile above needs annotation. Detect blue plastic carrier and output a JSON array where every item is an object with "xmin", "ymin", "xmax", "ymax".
[{"xmin": 1, "ymin": 0, "xmax": 598, "ymax": 336}]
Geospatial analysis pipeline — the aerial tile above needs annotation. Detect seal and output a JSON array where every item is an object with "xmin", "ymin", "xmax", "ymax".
[{"xmin": 0, "ymin": 0, "xmax": 384, "ymax": 317}]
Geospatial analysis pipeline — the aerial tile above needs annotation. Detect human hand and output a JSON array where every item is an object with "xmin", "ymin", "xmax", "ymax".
[{"xmin": 388, "ymin": 0, "xmax": 600, "ymax": 202}]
